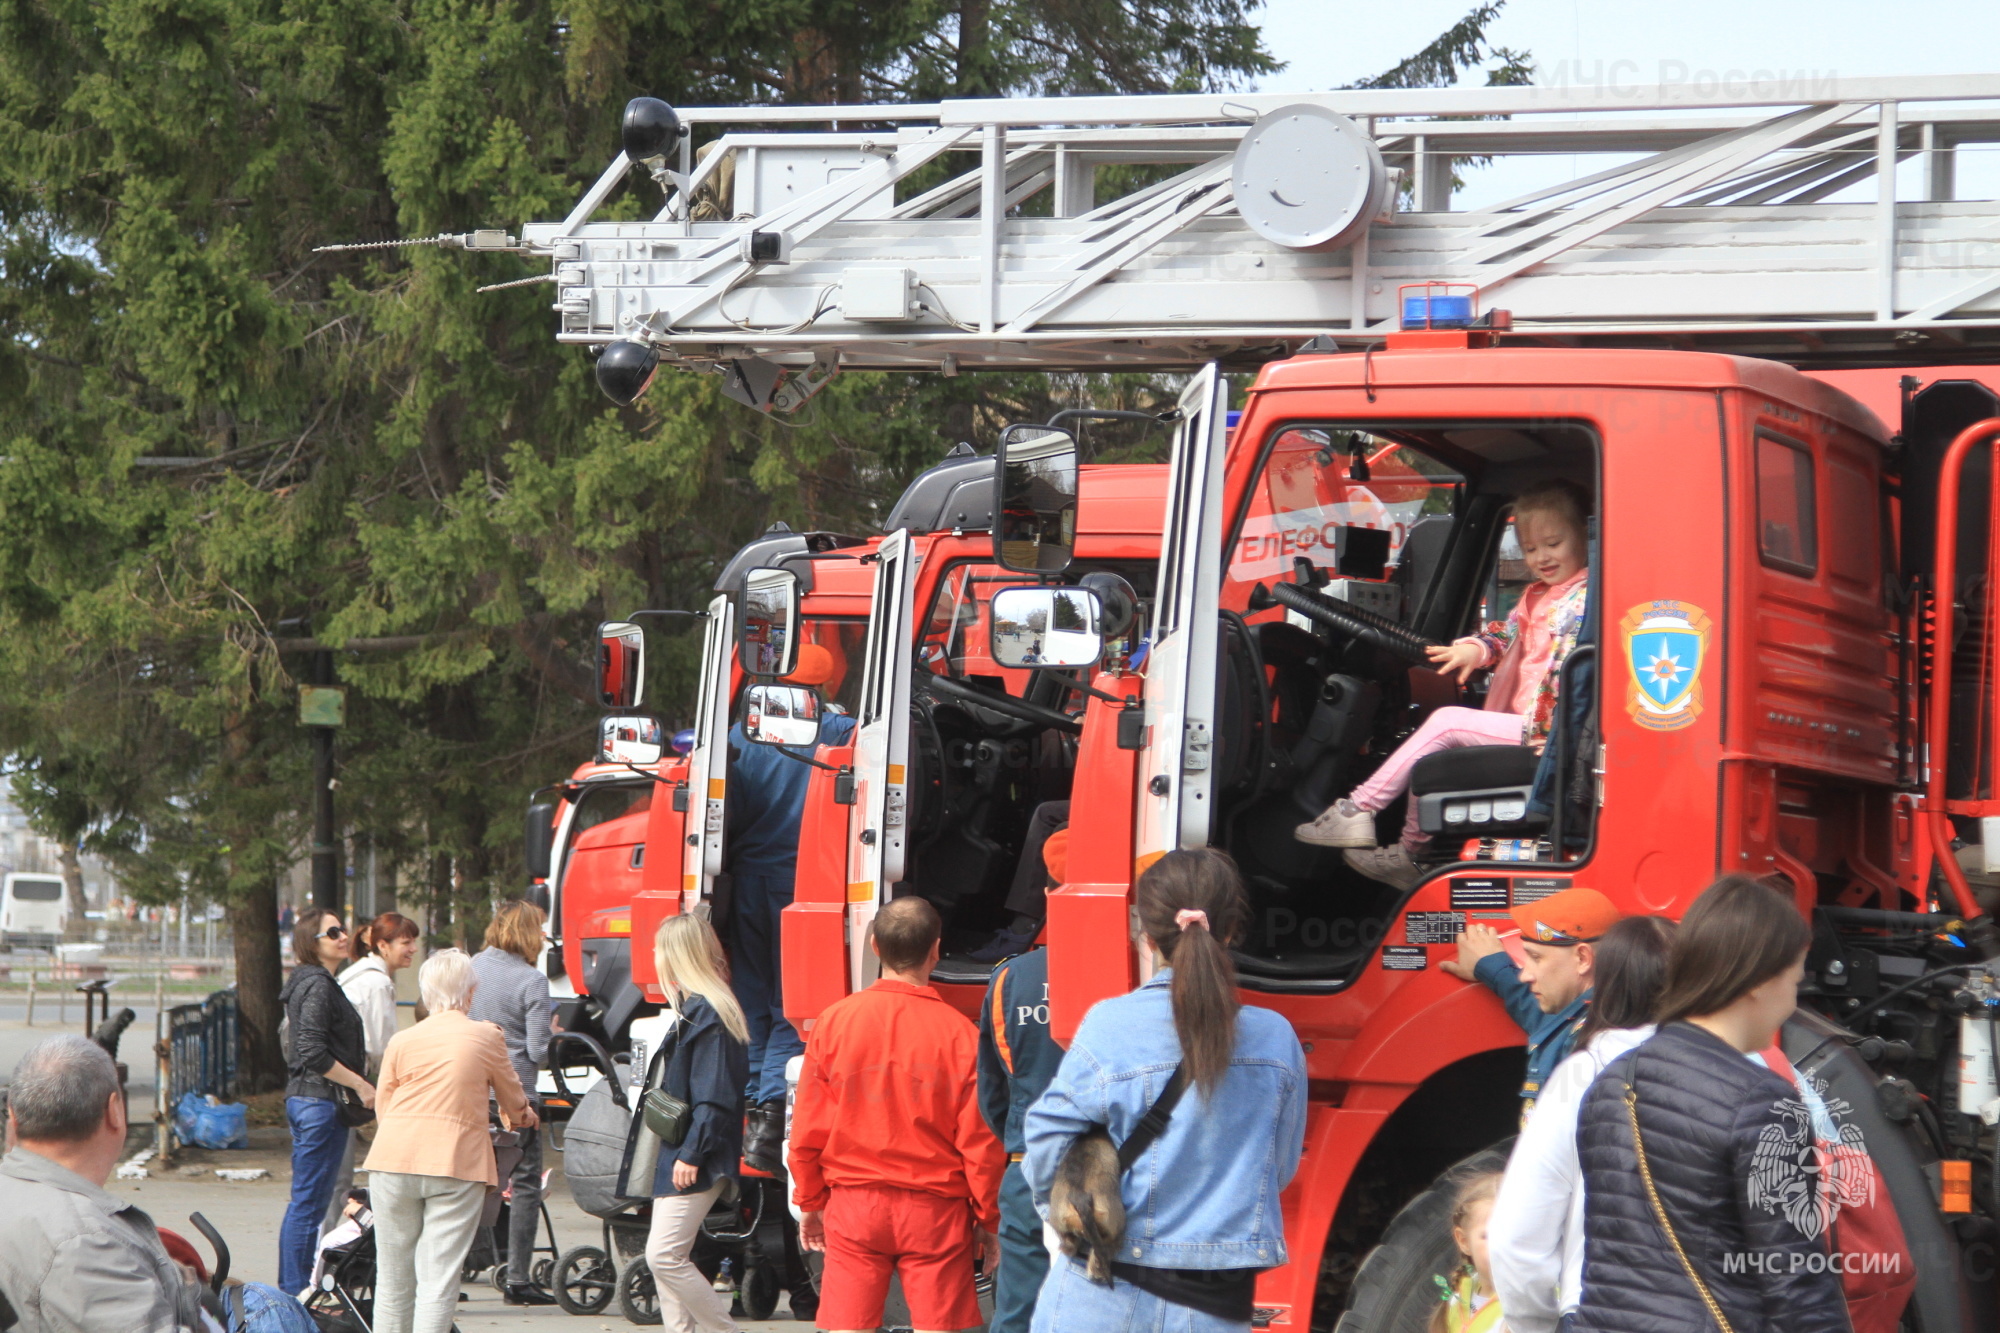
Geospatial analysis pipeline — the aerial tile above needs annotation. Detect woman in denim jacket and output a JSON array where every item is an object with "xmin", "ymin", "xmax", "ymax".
[{"xmin": 1024, "ymin": 850, "xmax": 1307, "ymax": 1332}]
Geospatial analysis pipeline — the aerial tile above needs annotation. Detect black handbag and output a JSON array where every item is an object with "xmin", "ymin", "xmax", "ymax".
[{"xmin": 331, "ymin": 1083, "xmax": 374, "ymax": 1129}]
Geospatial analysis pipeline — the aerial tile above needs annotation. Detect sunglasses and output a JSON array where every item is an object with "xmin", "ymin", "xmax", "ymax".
[{"xmin": 317, "ymin": 925, "xmax": 348, "ymax": 942}]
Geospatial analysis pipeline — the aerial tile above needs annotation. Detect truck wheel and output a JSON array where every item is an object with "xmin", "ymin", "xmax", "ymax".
[{"xmin": 1334, "ymin": 1144, "xmax": 1511, "ymax": 1333}]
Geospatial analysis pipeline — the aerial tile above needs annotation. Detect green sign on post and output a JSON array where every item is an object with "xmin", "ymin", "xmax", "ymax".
[{"xmin": 299, "ymin": 686, "xmax": 346, "ymax": 727}]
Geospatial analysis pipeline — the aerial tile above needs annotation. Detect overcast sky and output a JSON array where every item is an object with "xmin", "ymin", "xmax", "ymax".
[
  {"xmin": 1254, "ymin": 0, "xmax": 2000, "ymax": 206},
  {"xmin": 1256, "ymin": 0, "xmax": 1994, "ymax": 93}
]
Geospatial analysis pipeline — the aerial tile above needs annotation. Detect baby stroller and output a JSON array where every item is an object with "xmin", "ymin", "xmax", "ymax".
[
  {"xmin": 465, "ymin": 1122, "xmax": 562, "ymax": 1297},
  {"xmin": 298, "ymin": 1189, "xmax": 381, "ymax": 1332},
  {"xmin": 549, "ymin": 1032, "xmax": 817, "ymax": 1324}
]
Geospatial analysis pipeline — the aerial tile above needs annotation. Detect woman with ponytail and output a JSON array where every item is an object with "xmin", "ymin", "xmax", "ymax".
[{"xmin": 1023, "ymin": 850, "xmax": 1306, "ymax": 1332}]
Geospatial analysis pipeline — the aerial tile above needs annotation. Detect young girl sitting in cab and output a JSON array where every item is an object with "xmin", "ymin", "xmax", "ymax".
[{"xmin": 1296, "ymin": 478, "xmax": 1592, "ymax": 888}]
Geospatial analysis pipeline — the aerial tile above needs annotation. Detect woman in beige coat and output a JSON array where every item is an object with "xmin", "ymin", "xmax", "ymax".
[{"xmin": 363, "ymin": 948, "xmax": 538, "ymax": 1333}]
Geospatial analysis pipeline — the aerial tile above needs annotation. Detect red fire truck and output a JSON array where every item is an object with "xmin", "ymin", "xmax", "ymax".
[{"xmin": 500, "ymin": 77, "xmax": 2000, "ymax": 1331}]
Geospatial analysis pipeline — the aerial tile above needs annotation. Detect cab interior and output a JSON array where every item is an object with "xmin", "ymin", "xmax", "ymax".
[
  {"xmin": 896, "ymin": 556, "xmax": 1157, "ymax": 980},
  {"xmin": 1209, "ymin": 419, "xmax": 1603, "ymax": 989}
]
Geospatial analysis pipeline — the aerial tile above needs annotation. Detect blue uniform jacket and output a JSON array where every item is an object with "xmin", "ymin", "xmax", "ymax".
[
  {"xmin": 724, "ymin": 713, "xmax": 856, "ymax": 877},
  {"xmin": 1473, "ymin": 950, "xmax": 1588, "ymax": 1108},
  {"xmin": 976, "ymin": 947, "xmax": 1064, "ymax": 1156}
]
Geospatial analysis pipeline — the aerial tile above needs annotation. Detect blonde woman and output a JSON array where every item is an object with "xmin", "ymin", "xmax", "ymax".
[
  {"xmin": 365, "ymin": 948, "xmax": 537, "ymax": 1333},
  {"xmin": 644, "ymin": 913, "xmax": 751, "ymax": 1333}
]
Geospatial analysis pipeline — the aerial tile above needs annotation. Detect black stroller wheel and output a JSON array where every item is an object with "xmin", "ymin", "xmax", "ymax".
[
  {"xmin": 617, "ymin": 1256, "xmax": 662, "ymax": 1325},
  {"xmin": 532, "ymin": 1256, "xmax": 555, "ymax": 1289},
  {"xmin": 553, "ymin": 1245, "xmax": 616, "ymax": 1316},
  {"xmin": 740, "ymin": 1264, "xmax": 781, "ymax": 1322},
  {"xmin": 490, "ymin": 1265, "xmax": 510, "ymax": 1295}
]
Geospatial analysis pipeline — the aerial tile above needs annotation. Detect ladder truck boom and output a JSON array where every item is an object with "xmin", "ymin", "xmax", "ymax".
[{"xmin": 494, "ymin": 72, "xmax": 2000, "ymax": 404}]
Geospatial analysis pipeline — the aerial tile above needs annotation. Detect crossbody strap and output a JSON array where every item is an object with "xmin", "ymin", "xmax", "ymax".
[
  {"xmin": 1623, "ymin": 1082, "xmax": 1735, "ymax": 1333},
  {"xmin": 1117, "ymin": 1066, "xmax": 1188, "ymax": 1173}
]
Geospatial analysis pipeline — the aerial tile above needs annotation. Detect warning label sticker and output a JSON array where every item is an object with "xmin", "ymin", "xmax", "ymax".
[
  {"xmin": 1381, "ymin": 946, "xmax": 1428, "ymax": 971},
  {"xmin": 1512, "ymin": 877, "xmax": 1572, "ymax": 904},
  {"xmin": 1404, "ymin": 912, "xmax": 1466, "ymax": 945},
  {"xmin": 1449, "ymin": 878, "xmax": 1510, "ymax": 910}
]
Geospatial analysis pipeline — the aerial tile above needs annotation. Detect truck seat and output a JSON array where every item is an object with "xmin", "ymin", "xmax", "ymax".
[{"xmin": 1408, "ymin": 743, "xmax": 1546, "ymax": 838}]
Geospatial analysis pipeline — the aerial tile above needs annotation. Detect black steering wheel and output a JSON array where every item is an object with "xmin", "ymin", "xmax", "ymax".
[
  {"xmin": 913, "ymin": 670, "xmax": 1083, "ymax": 735},
  {"xmin": 1249, "ymin": 581, "xmax": 1444, "ymax": 667}
]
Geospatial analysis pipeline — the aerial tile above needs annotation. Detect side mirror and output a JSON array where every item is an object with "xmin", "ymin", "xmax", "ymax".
[
  {"xmin": 989, "ymin": 586, "xmax": 1105, "ymax": 670},
  {"xmin": 524, "ymin": 791, "xmax": 560, "ymax": 881},
  {"xmin": 739, "ymin": 567, "xmax": 801, "ymax": 679},
  {"xmin": 597, "ymin": 712, "xmax": 666, "ymax": 767},
  {"xmin": 994, "ymin": 424, "xmax": 1079, "ymax": 574},
  {"xmin": 742, "ymin": 683, "xmax": 824, "ymax": 749},
  {"xmin": 597, "ymin": 621, "xmax": 646, "ymax": 708}
]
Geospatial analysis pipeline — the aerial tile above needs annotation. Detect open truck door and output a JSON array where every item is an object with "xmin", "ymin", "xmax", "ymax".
[
  {"xmin": 1136, "ymin": 364, "xmax": 1230, "ymax": 859},
  {"xmin": 682, "ymin": 593, "xmax": 735, "ymax": 913},
  {"xmin": 847, "ymin": 528, "xmax": 917, "ymax": 992}
]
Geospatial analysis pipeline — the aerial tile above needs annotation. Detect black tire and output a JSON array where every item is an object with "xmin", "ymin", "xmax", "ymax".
[
  {"xmin": 531, "ymin": 1256, "xmax": 554, "ymax": 1290},
  {"xmin": 1334, "ymin": 1144, "xmax": 1511, "ymax": 1333},
  {"xmin": 489, "ymin": 1265, "xmax": 510, "ymax": 1295},
  {"xmin": 553, "ymin": 1245, "xmax": 616, "ymax": 1316},
  {"xmin": 741, "ymin": 1264, "xmax": 781, "ymax": 1322},
  {"xmin": 618, "ymin": 1255, "xmax": 662, "ymax": 1325}
]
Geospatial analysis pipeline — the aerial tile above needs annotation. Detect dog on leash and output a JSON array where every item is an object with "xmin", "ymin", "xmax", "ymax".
[{"xmin": 1048, "ymin": 1129, "xmax": 1123, "ymax": 1283}]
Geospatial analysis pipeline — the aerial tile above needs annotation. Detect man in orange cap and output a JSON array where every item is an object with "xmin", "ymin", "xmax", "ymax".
[
  {"xmin": 1440, "ymin": 885, "xmax": 1622, "ymax": 1114},
  {"xmin": 727, "ymin": 640, "xmax": 856, "ymax": 1171}
]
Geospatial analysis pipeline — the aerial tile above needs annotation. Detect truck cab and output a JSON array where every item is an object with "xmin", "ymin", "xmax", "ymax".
[
  {"xmin": 1026, "ymin": 346, "xmax": 1998, "ymax": 1329},
  {"xmin": 778, "ymin": 454, "xmax": 1170, "ymax": 1024}
]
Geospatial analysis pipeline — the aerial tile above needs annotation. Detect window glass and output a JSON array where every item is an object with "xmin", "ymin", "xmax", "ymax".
[
  {"xmin": 9, "ymin": 879, "xmax": 60, "ymax": 901},
  {"xmin": 570, "ymin": 783, "xmax": 651, "ymax": 835},
  {"xmin": 1757, "ymin": 432, "xmax": 1818, "ymax": 575},
  {"xmin": 800, "ymin": 618, "xmax": 868, "ymax": 716},
  {"xmin": 917, "ymin": 562, "xmax": 1028, "ymax": 692}
]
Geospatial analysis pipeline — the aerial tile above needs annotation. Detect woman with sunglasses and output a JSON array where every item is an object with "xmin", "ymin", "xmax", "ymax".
[{"xmin": 278, "ymin": 907, "xmax": 375, "ymax": 1293}]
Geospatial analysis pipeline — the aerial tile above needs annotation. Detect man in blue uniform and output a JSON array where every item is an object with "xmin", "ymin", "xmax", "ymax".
[
  {"xmin": 727, "ymin": 642, "xmax": 856, "ymax": 1172},
  {"xmin": 975, "ymin": 829, "xmax": 1071, "ymax": 1333},
  {"xmin": 1440, "ymin": 884, "xmax": 1622, "ymax": 1116}
]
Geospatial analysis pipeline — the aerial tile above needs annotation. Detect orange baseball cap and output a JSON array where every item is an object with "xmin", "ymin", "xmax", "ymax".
[
  {"xmin": 1043, "ymin": 829, "xmax": 1070, "ymax": 885},
  {"xmin": 1508, "ymin": 886, "xmax": 1621, "ymax": 945},
  {"xmin": 781, "ymin": 643, "xmax": 836, "ymax": 688}
]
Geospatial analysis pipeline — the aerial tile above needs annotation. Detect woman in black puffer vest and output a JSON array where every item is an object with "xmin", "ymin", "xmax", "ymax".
[{"xmin": 1572, "ymin": 876, "xmax": 1849, "ymax": 1333}]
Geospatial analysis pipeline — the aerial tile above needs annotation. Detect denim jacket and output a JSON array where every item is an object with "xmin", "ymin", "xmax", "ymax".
[{"xmin": 1022, "ymin": 969, "xmax": 1306, "ymax": 1270}]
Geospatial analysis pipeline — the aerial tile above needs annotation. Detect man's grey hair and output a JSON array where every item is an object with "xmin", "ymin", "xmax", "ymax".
[{"xmin": 8, "ymin": 1035, "xmax": 118, "ymax": 1141}]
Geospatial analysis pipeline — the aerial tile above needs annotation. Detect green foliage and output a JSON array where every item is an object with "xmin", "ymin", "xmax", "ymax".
[{"xmin": 0, "ymin": 0, "xmax": 1272, "ymax": 948}]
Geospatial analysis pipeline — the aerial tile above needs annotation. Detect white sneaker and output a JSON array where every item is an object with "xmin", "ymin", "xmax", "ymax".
[
  {"xmin": 1295, "ymin": 799, "xmax": 1377, "ymax": 848},
  {"xmin": 1343, "ymin": 843, "xmax": 1424, "ymax": 890}
]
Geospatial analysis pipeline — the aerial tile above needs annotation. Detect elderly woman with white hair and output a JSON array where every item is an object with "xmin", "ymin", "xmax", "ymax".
[{"xmin": 363, "ymin": 947, "xmax": 538, "ymax": 1333}]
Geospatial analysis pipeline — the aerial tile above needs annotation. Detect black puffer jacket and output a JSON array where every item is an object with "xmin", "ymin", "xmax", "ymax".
[{"xmin": 1572, "ymin": 1021, "xmax": 1850, "ymax": 1333}]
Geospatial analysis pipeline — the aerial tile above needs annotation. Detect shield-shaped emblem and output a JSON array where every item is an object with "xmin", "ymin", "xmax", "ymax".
[{"xmin": 1621, "ymin": 602, "xmax": 1713, "ymax": 731}]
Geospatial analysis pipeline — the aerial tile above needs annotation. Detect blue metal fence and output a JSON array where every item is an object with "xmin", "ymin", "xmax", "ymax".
[{"xmin": 167, "ymin": 989, "xmax": 238, "ymax": 1104}]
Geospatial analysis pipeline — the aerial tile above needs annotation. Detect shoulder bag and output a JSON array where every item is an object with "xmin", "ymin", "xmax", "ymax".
[
  {"xmin": 641, "ymin": 1017, "xmax": 692, "ymax": 1146},
  {"xmin": 1049, "ymin": 1066, "xmax": 1187, "ymax": 1274},
  {"xmin": 1622, "ymin": 1081, "xmax": 1733, "ymax": 1333}
]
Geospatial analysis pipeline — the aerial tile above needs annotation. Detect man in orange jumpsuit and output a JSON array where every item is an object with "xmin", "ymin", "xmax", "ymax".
[{"xmin": 791, "ymin": 896, "xmax": 1007, "ymax": 1333}]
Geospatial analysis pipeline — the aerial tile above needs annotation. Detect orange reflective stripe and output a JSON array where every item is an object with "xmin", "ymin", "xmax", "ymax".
[{"xmin": 989, "ymin": 963, "xmax": 1015, "ymax": 1074}]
